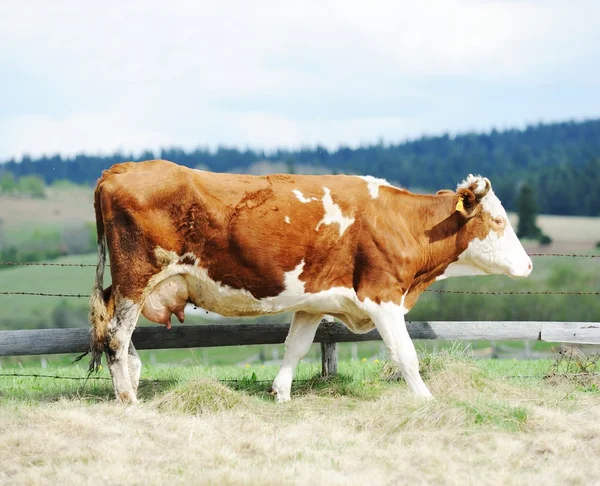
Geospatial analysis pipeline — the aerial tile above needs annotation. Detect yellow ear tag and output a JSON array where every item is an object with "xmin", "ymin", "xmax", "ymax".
[{"xmin": 455, "ymin": 197, "xmax": 464, "ymax": 212}]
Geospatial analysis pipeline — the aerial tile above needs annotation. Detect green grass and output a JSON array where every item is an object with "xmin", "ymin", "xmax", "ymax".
[{"xmin": 2, "ymin": 349, "xmax": 596, "ymax": 408}]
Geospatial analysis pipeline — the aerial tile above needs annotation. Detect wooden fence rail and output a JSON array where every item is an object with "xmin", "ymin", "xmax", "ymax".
[{"xmin": 1, "ymin": 321, "xmax": 599, "ymax": 374}]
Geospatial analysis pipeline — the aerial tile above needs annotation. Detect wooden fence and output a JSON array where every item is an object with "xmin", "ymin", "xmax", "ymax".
[{"xmin": 1, "ymin": 320, "xmax": 598, "ymax": 375}]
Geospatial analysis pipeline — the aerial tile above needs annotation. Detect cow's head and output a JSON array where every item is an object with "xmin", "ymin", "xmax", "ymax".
[{"xmin": 452, "ymin": 174, "xmax": 533, "ymax": 278}]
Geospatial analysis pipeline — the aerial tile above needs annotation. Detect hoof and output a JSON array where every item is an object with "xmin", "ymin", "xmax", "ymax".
[
  {"xmin": 269, "ymin": 386, "xmax": 290, "ymax": 403},
  {"xmin": 117, "ymin": 391, "xmax": 139, "ymax": 404}
]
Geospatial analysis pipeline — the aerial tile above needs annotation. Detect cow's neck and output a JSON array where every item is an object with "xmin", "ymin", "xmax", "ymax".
[{"xmin": 392, "ymin": 193, "xmax": 473, "ymax": 308}]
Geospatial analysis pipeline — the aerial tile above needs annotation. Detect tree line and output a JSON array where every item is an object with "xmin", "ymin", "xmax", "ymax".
[{"xmin": 1, "ymin": 118, "xmax": 600, "ymax": 216}]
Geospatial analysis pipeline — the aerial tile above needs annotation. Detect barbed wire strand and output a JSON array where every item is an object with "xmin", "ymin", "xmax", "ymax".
[
  {"xmin": 0, "ymin": 262, "xmax": 103, "ymax": 267},
  {"xmin": 529, "ymin": 253, "xmax": 600, "ymax": 258},
  {"xmin": 1, "ymin": 372, "xmax": 598, "ymax": 383},
  {"xmin": 1, "ymin": 289, "xmax": 598, "ymax": 298},
  {"xmin": 0, "ymin": 373, "xmax": 330, "ymax": 384}
]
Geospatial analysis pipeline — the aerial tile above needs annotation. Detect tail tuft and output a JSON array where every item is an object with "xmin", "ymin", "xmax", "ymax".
[{"xmin": 89, "ymin": 287, "xmax": 109, "ymax": 372}]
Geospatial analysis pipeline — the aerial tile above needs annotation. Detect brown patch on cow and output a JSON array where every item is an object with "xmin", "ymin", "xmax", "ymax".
[
  {"xmin": 108, "ymin": 335, "xmax": 121, "ymax": 353},
  {"xmin": 103, "ymin": 285, "xmax": 113, "ymax": 303},
  {"xmin": 179, "ymin": 255, "xmax": 196, "ymax": 265},
  {"xmin": 487, "ymin": 212, "xmax": 506, "ymax": 237}
]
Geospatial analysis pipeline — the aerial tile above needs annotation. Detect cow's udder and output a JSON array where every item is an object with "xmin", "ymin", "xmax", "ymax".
[{"xmin": 142, "ymin": 275, "xmax": 189, "ymax": 328}]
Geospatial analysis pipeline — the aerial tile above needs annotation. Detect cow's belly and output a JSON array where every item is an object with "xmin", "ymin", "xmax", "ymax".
[{"xmin": 141, "ymin": 260, "xmax": 372, "ymax": 331}]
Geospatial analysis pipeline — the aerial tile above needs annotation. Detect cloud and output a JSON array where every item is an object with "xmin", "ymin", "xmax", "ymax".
[{"xmin": 0, "ymin": 0, "xmax": 599, "ymax": 159}]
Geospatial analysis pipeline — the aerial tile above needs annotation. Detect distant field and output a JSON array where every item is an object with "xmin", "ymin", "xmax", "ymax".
[
  {"xmin": 0, "ymin": 186, "xmax": 94, "ymax": 229},
  {"xmin": 507, "ymin": 212, "xmax": 600, "ymax": 254}
]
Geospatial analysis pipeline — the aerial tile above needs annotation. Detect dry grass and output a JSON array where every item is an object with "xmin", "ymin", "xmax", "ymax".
[
  {"xmin": 507, "ymin": 212, "xmax": 600, "ymax": 254},
  {"xmin": 0, "ymin": 186, "xmax": 94, "ymax": 228},
  {"xmin": 1, "ymin": 356, "xmax": 600, "ymax": 485}
]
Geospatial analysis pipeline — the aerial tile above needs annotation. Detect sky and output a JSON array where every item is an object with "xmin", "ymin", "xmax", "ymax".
[{"xmin": 1, "ymin": 0, "xmax": 599, "ymax": 161}]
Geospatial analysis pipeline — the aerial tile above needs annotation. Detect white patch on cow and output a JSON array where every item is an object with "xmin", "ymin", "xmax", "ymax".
[
  {"xmin": 315, "ymin": 187, "xmax": 355, "ymax": 237},
  {"xmin": 436, "ymin": 261, "xmax": 488, "ymax": 281},
  {"xmin": 284, "ymin": 216, "xmax": 291, "ymax": 224},
  {"xmin": 276, "ymin": 260, "xmax": 306, "ymax": 300},
  {"xmin": 292, "ymin": 189, "xmax": 318, "ymax": 203},
  {"xmin": 358, "ymin": 175, "xmax": 392, "ymax": 199}
]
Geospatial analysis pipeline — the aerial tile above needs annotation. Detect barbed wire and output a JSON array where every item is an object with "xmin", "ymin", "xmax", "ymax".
[
  {"xmin": 528, "ymin": 253, "xmax": 600, "ymax": 258},
  {"xmin": 1, "ymin": 372, "xmax": 598, "ymax": 383},
  {"xmin": 425, "ymin": 290, "xmax": 600, "ymax": 296},
  {"xmin": 0, "ymin": 253, "xmax": 598, "ymax": 268},
  {"xmin": 1, "ymin": 289, "xmax": 598, "ymax": 298},
  {"xmin": 0, "ymin": 291, "xmax": 90, "ymax": 297},
  {"xmin": 0, "ymin": 372, "xmax": 311, "ymax": 385},
  {"xmin": 0, "ymin": 261, "xmax": 102, "ymax": 267}
]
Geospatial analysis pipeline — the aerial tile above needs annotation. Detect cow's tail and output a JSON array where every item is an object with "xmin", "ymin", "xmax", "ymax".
[{"xmin": 88, "ymin": 186, "xmax": 109, "ymax": 373}]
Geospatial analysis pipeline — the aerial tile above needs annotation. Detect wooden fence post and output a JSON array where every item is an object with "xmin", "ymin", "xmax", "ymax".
[{"xmin": 321, "ymin": 341, "xmax": 338, "ymax": 376}]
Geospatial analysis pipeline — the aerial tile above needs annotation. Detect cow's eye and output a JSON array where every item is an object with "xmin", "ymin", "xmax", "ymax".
[{"xmin": 493, "ymin": 217, "xmax": 505, "ymax": 227}]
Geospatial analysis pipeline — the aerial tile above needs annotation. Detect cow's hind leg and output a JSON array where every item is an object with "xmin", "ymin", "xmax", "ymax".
[
  {"xmin": 271, "ymin": 312, "xmax": 323, "ymax": 403},
  {"xmin": 106, "ymin": 299, "xmax": 141, "ymax": 404},
  {"xmin": 128, "ymin": 342, "xmax": 142, "ymax": 395},
  {"xmin": 366, "ymin": 301, "xmax": 433, "ymax": 399}
]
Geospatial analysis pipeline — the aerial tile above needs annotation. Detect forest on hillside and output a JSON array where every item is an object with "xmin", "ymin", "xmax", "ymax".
[{"xmin": 1, "ymin": 119, "xmax": 600, "ymax": 216}]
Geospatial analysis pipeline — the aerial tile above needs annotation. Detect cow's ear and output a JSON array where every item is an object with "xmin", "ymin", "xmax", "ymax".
[
  {"xmin": 455, "ymin": 188, "xmax": 479, "ymax": 218},
  {"xmin": 436, "ymin": 189, "xmax": 454, "ymax": 195}
]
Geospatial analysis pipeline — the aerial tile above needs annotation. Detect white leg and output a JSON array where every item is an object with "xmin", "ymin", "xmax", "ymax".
[
  {"xmin": 366, "ymin": 301, "xmax": 433, "ymax": 399},
  {"xmin": 128, "ymin": 341, "xmax": 142, "ymax": 395},
  {"xmin": 106, "ymin": 300, "xmax": 140, "ymax": 404},
  {"xmin": 271, "ymin": 312, "xmax": 323, "ymax": 403}
]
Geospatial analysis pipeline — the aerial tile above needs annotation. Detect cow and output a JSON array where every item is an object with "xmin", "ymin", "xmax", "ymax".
[{"xmin": 88, "ymin": 160, "xmax": 532, "ymax": 403}]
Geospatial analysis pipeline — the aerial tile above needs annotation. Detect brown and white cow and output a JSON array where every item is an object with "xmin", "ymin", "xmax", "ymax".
[{"xmin": 89, "ymin": 160, "xmax": 532, "ymax": 403}]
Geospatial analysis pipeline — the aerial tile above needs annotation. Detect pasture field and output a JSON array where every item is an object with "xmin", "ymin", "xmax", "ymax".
[{"xmin": 1, "ymin": 350, "xmax": 599, "ymax": 485}]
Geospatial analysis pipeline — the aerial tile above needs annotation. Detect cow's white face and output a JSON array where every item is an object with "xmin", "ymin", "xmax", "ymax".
[{"xmin": 456, "ymin": 175, "xmax": 533, "ymax": 278}]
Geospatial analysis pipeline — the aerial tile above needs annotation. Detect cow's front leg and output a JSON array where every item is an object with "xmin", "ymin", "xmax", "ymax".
[
  {"xmin": 365, "ymin": 300, "xmax": 433, "ymax": 399},
  {"xmin": 271, "ymin": 312, "xmax": 323, "ymax": 403}
]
